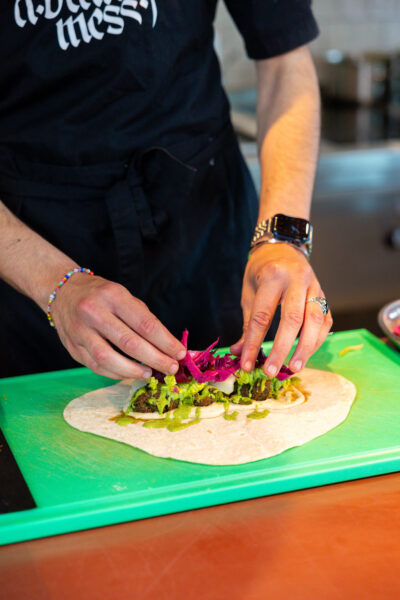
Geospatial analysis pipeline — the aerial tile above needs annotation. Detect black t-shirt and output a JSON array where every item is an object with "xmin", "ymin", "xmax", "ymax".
[{"xmin": 1, "ymin": 1, "xmax": 319, "ymax": 166}]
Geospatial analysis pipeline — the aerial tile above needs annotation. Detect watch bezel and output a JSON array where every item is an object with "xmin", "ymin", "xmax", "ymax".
[{"xmin": 270, "ymin": 214, "xmax": 312, "ymax": 243}]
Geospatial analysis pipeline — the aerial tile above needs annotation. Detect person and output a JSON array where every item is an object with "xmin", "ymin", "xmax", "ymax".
[{"xmin": 0, "ymin": 0, "xmax": 332, "ymax": 380}]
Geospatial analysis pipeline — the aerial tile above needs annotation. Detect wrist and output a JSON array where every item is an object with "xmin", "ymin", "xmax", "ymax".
[
  {"xmin": 46, "ymin": 267, "xmax": 94, "ymax": 327},
  {"xmin": 32, "ymin": 262, "xmax": 80, "ymax": 312},
  {"xmin": 257, "ymin": 207, "xmax": 311, "ymax": 222},
  {"xmin": 248, "ymin": 239, "xmax": 310, "ymax": 261}
]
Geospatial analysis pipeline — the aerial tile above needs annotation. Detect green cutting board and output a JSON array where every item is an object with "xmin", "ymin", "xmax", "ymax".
[{"xmin": 0, "ymin": 329, "xmax": 399, "ymax": 546}]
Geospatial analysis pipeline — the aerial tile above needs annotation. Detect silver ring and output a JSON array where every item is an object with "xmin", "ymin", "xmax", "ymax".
[{"xmin": 306, "ymin": 296, "xmax": 329, "ymax": 316}]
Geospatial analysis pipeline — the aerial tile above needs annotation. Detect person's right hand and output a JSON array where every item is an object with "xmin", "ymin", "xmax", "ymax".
[{"xmin": 50, "ymin": 273, "xmax": 187, "ymax": 380}]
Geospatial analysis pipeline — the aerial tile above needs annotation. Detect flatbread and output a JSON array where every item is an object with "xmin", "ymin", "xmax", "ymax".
[{"xmin": 64, "ymin": 368, "xmax": 356, "ymax": 465}]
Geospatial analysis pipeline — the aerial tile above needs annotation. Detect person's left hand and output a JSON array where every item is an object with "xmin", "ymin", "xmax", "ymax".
[{"xmin": 230, "ymin": 243, "xmax": 333, "ymax": 375}]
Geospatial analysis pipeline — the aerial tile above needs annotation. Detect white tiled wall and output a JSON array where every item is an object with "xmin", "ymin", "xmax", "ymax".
[{"xmin": 216, "ymin": 0, "xmax": 400, "ymax": 90}]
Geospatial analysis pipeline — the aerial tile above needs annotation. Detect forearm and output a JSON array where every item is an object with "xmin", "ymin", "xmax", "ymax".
[
  {"xmin": 256, "ymin": 45, "xmax": 320, "ymax": 221},
  {"xmin": 0, "ymin": 200, "xmax": 79, "ymax": 311},
  {"xmin": 0, "ymin": 200, "xmax": 185, "ymax": 378}
]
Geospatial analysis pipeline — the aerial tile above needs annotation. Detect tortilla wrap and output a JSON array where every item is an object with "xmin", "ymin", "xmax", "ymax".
[{"xmin": 64, "ymin": 368, "xmax": 356, "ymax": 465}]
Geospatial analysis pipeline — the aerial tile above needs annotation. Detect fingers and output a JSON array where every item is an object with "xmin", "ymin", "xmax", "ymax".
[
  {"xmin": 230, "ymin": 339, "xmax": 244, "ymax": 356},
  {"xmin": 263, "ymin": 285, "xmax": 307, "ymax": 377},
  {"xmin": 287, "ymin": 290, "xmax": 326, "ymax": 372},
  {"xmin": 230, "ymin": 298, "xmax": 252, "ymax": 356},
  {"xmin": 97, "ymin": 313, "xmax": 181, "ymax": 376},
  {"xmin": 239, "ymin": 281, "xmax": 282, "ymax": 371},
  {"xmin": 234, "ymin": 245, "xmax": 329, "ymax": 375},
  {"xmin": 70, "ymin": 345, "xmax": 129, "ymax": 380},
  {"xmin": 312, "ymin": 309, "xmax": 334, "ymax": 354},
  {"xmin": 75, "ymin": 332, "xmax": 153, "ymax": 380},
  {"xmin": 108, "ymin": 286, "xmax": 186, "ymax": 361},
  {"xmin": 54, "ymin": 277, "xmax": 186, "ymax": 379}
]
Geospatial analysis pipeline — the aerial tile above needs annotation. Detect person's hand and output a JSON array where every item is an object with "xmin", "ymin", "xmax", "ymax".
[
  {"xmin": 50, "ymin": 274, "xmax": 187, "ymax": 379},
  {"xmin": 230, "ymin": 243, "xmax": 333, "ymax": 375}
]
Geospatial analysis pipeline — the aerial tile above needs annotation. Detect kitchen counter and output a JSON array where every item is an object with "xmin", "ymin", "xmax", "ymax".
[{"xmin": 0, "ymin": 473, "xmax": 399, "ymax": 599}]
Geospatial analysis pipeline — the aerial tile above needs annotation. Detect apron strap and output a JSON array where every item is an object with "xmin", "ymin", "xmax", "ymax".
[{"xmin": 107, "ymin": 146, "xmax": 197, "ymax": 286}]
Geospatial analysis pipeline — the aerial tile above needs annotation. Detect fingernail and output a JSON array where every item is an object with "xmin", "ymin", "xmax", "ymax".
[
  {"xmin": 143, "ymin": 369, "xmax": 152, "ymax": 379},
  {"xmin": 293, "ymin": 360, "xmax": 302, "ymax": 371},
  {"xmin": 243, "ymin": 361, "xmax": 252, "ymax": 371},
  {"xmin": 266, "ymin": 364, "xmax": 277, "ymax": 377},
  {"xmin": 177, "ymin": 350, "xmax": 186, "ymax": 360},
  {"xmin": 169, "ymin": 363, "xmax": 179, "ymax": 375}
]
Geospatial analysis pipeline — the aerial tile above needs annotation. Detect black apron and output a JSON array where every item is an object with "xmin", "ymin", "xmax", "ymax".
[
  {"xmin": 0, "ymin": 122, "xmax": 259, "ymax": 377},
  {"xmin": 0, "ymin": 0, "xmax": 318, "ymax": 377}
]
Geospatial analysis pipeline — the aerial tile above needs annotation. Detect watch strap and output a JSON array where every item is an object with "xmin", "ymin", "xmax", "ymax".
[
  {"xmin": 252, "ymin": 219, "xmax": 271, "ymax": 246},
  {"xmin": 251, "ymin": 215, "xmax": 313, "ymax": 256},
  {"xmin": 249, "ymin": 236, "xmax": 311, "ymax": 260}
]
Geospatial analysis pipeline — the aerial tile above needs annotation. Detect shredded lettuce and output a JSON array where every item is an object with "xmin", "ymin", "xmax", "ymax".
[
  {"xmin": 269, "ymin": 377, "xmax": 289, "ymax": 398},
  {"xmin": 235, "ymin": 367, "xmax": 297, "ymax": 400},
  {"xmin": 236, "ymin": 367, "xmax": 266, "ymax": 386},
  {"xmin": 147, "ymin": 376, "xmax": 159, "ymax": 393}
]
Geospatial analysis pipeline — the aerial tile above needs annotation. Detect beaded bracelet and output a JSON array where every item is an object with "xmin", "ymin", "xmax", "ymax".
[{"xmin": 47, "ymin": 267, "xmax": 94, "ymax": 328}]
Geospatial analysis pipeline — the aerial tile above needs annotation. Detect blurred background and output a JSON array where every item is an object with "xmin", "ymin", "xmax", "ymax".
[{"xmin": 215, "ymin": 0, "xmax": 400, "ymax": 335}]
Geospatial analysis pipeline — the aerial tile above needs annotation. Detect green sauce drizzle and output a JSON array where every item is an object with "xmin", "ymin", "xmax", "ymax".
[
  {"xmin": 231, "ymin": 395, "xmax": 252, "ymax": 405},
  {"xmin": 167, "ymin": 418, "xmax": 200, "ymax": 432},
  {"xmin": 224, "ymin": 410, "xmax": 238, "ymax": 421},
  {"xmin": 142, "ymin": 405, "xmax": 202, "ymax": 432},
  {"xmin": 114, "ymin": 415, "xmax": 136, "ymax": 426},
  {"xmin": 171, "ymin": 403, "xmax": 193, "ymax": 421},
  {"xmin": 142, "ymin": 419, "xmax": 169, "ymax": 429},
  {"xmin": 247, "ymin": 408, "xmax": 269, "ymax": 420}
]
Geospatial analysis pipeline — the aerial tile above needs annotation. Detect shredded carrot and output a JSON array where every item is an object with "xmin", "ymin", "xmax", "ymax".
[{"xmin": 339, "ymin": 344, "xmax": 364, "ymax": 357}]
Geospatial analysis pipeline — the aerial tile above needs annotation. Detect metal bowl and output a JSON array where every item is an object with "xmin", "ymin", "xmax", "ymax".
[{"xmin": 378, "ymin": 299, "xmax": 400, "ymax": 349}]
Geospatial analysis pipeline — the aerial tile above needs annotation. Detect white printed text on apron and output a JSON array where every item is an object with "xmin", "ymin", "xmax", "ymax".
[{"xmin": 14, "ymin": 0, "xmax": 158, "ymax": 50}]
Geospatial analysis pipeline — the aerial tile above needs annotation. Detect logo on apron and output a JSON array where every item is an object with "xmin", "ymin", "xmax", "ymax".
[{"xmin": 14, "ymin": 0, "xmax": 158, "ymax": 50}]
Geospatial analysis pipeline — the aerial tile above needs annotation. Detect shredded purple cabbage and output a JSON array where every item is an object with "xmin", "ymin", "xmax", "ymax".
[
  {"xmin": 275, "ymin": 365, "xmax": 293, "ymax": 381},
  {"xmin": 180, "ymin": 331, "xmax": 240, "ymax": 383},
  {"xmin": 150, "ymin": 330, "xmax": 293, "ymax": 384}
]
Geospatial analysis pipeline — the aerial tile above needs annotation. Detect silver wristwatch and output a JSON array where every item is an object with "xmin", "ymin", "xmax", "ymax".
[{"xmin": 250, "ymin": 214, "xmax": 313, "ymax": 259}]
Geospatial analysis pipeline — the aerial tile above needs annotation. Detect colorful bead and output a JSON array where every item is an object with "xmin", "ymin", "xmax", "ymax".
[{"xmin": 46, "ymin": 267, "xmax": 94, "ymax": 328}]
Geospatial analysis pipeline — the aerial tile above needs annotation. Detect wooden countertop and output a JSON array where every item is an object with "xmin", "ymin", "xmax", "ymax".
[{"xmin": 1, "ymin": 473, "xmax": 399, "ymax": 599}]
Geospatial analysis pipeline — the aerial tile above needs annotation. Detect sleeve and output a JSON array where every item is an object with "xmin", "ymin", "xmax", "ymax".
[{"xmin": 223, "ymin": 0, "xmax": 320, "ymax": 60}]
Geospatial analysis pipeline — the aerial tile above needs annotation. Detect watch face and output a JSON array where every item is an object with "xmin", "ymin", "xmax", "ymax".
[{"xmin": 271, "ymin": 214, "xmax": 310, "ymax": 242}]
